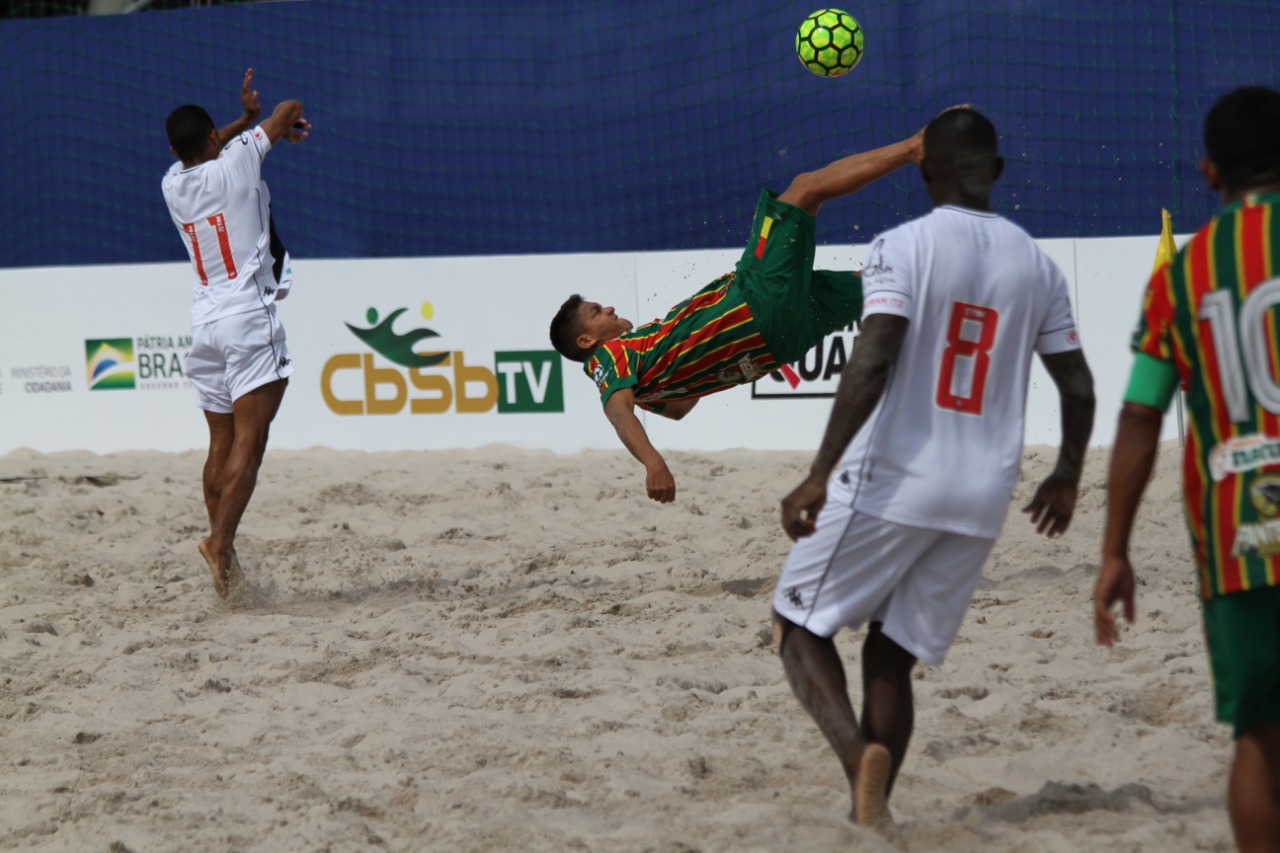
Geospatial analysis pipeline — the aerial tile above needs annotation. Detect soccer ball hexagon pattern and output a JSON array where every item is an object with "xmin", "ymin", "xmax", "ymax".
[{"xmin": 796, "ymin": 9, "xmax": 865, "ymax": 77}]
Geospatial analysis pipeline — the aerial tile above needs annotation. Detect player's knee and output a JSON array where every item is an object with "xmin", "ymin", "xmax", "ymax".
[
  {"xmin": 778, "ymin": 171, "xmax": 823, "ymax": 214},
  {"xmin": 772, "ymin": 609, "xmax": 799, "ymax": 656},
  {"xmin": 865, "ymin": 622, "xmax": 917, "ymax": 673}
]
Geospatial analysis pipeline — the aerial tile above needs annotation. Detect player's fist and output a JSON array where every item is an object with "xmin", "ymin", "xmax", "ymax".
[
  {"xmin": 646, "ymin": 462, "xmax": 675, "ymax": 503},
  {"xmin": 781, "ymin": 474, "xmax": 827, "ymax": 541}
]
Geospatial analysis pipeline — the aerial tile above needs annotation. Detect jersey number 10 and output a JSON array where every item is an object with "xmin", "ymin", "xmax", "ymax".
[
  {"xmin": 1199, "ymin": 279, "xmax": 1280, "ymax": 422},
  {"xmin": 181, "ymin": 212, "xmax": 238, "ymax": 285},
  {"xmin": 936, "ymin": 301, "xmax": 999, "ymax": 416}
]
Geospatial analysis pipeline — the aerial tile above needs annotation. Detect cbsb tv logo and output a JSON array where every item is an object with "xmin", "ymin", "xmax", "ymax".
[
  {"xmin": 321, "ymin": 302, "xmax": 564, "ymax": 415},
  {"xmin": 85, "ymin": 339, "xmax": 135, "ymax": 390}
]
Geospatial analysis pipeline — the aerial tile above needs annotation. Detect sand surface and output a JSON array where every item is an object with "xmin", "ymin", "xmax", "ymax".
[{"xmin": 0, "ymin": 442, "xmax": 1233, "ymax": 852}]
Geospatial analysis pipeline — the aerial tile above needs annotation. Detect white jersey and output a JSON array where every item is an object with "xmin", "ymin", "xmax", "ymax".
[
  {"xmin": 843, "ymin": 205, "xmax": 1081, "ymax": 538},
  {"xmin": 162, "ymin": 126, "xmax": 282, "ymax": 326}
]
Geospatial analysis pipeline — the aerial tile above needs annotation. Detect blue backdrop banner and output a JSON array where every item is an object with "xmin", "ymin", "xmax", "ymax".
[{"xmin": 1, "ymin": 0, "xmax": 1276, "ymax": 267}]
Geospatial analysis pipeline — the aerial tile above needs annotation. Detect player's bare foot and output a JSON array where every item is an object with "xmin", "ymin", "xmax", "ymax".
[
  {"xmin": 855, "ymin": 743, "xmax": 895, "ymax": 831},
  {"xmin": 198, "ymin": 538, "xmax": 230, "ymax": 599},
  {"xmin": 227, "ymin": 546, "xmax": 245, "ymax": 593}
]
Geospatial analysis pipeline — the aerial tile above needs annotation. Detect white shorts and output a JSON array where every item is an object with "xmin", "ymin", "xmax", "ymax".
[
  {"xmin": 186, "ymin": 306, "xmax": 293, "ymax": 414},
  {"xmin": 772, "ymin": 484, "xmax": 994, "ymax": 666}
]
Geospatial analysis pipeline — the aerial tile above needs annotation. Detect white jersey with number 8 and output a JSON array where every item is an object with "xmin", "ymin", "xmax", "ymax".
[
  {"xmin": 162, "ymin": 126, "xmax": 278, "ymax": 326},
  {"xmin": 846, "ymin": 205, "xmax": 1081, "ymax": 538}
]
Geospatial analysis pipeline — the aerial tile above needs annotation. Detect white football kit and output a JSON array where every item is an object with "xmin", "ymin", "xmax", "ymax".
[
  {"xmin": 162, "ymin": 126, "xmax": 294, "ymax": 412},
  {"xmin": 773, "ymin": 206, "xmax": 1082, "ymax": 664}
]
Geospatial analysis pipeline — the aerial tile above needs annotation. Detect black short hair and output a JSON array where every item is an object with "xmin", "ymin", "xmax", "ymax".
[
  {"xmin": 1204, "ymin": 86, "xmax": 1280, "ymax": 192},
  {"xmin": 166, "ymin": 104, "xmax": 216, "ymax": 163},
  {"xmin": 550, "ymin": 294, "xmax": 591, "ymax": 362},
  {"xmin": 923, "ymin": 107, "xmax": 998, "ymax": 168}
]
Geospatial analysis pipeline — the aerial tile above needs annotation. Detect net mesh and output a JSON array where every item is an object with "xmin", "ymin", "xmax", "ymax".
[{"xmin": 1, "ymin": 0, "xmax": 1278, "ymax": 267}]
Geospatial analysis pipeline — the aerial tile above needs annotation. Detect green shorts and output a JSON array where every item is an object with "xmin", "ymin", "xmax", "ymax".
[
  {"xmin": 1202, "ymin": 585, "xmax": 1280, "ymax": 738},
  {"xmin": 735, "ymin": 189, "xmax": 862, "ymax": 365}
]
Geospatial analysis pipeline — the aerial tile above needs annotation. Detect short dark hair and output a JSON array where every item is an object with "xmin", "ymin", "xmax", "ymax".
[
  {"xmin": 1204, "ymin": 86, "xmax": 1280, "ymax": 192},
  {"xmin": 923, "ymin": 107, "xmax": 998, "ymax": 169},
  {"xmin": 550, "ymin": 294, "xmax": 592, "ymax": 362},
  {"xmin": 166, "ymin": 104, "xmax": 216, "ymax": 163}
]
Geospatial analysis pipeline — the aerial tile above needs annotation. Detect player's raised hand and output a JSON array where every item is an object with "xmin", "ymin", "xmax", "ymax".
[
  {"xmin": 239, "ymin": 68, "xmax": 261, "ymax": 123},
  {"xmin": 285, "ymin": 118, "xmax": 311, "ymax": 144},
  {"xmin": 1022, "ymin": 472, "xmax": 1077, "ymax": 538},
  {"xmin": 781, "ymin": 474, "xmax": 827, "ymax": 541},
  {"xmin": 1093, "ymin": 554, "xmax": 1136, "ymax": 646},
  {"xmin": 911, "ymin": 103, "xmax": 971, "ymax": 162}
]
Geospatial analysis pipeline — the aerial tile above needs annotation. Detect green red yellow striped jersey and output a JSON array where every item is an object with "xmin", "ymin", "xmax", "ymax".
[
  {"xmin": 584, "ymin": 273, "xmax": 778, "ymax": 411},
  {"xmin": 1134, "ymin": 191, "xmax": 1280, "ymax": 599}
]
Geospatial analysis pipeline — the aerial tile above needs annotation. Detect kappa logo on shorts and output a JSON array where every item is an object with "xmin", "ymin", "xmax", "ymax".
[
  {"xmin": 786, "ymin": 587, "xmax": 803, "ymax": 609},
  {"xmin": 278, "ymin": 356, "xmax": 292, "ymax": 369}
]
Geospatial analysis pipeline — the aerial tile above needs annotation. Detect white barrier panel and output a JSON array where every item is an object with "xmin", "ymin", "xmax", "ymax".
[{"xmin": 0, "ymin": 238, "xmax": 1181, "ymax": 456}]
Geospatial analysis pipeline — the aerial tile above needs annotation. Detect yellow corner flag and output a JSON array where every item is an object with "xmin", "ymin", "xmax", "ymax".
[{"xmin": 1152, "ymin": 208, "xmax": 1176, "ymax": 274}]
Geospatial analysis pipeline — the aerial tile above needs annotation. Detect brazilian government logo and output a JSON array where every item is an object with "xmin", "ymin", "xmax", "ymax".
[
  {"xmin": 1248, "ymin": 473, "xmax": 1280, "ymax": 517},
  {"xmin": 85, "ymin": 339, "xmax": 135, "ymax": 390}
]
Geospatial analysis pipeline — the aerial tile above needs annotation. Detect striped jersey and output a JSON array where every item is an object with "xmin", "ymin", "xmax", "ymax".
[
  {"xmin": 1134, "ymin": 191, "xmax": 1280, "ymax": 599},
  {"xmin": 584, "ymin": 274, "xmax": 778, "ymax": 411}
]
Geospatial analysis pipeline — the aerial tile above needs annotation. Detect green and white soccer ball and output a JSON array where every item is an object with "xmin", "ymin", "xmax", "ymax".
[{"xmin": 796, "ymin": 8, "xmax": 865, "ymax": 77}]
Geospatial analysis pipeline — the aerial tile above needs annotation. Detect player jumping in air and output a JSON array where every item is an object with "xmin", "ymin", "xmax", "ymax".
[
  {"xmin": 549, "ymin": 121, "xmax": 938, "ymax": 503},
  {"xmin": 162, "ymin": 69, "xmax": 310, "ymax": 599}
]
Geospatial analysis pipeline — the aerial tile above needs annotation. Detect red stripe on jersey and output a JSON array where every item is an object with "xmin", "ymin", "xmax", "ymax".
[
  {"xmin": 181, "ymin": 222, "xmax": 209, "ymax": 286},
  {"xmin": 642, "ymin": 292, "xmax": 741, "ymax": 381},
  {"xmin": 209, "ymin": 213, "xmax": 238, "ymax": 281}
]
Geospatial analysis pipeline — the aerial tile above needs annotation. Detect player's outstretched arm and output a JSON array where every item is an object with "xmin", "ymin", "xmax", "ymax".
[
  {"xmin": 604, "ymin": 389, "xmax": 676, "ymax": 503},
  {"xmin": 260, "ymin": 99, "xmax": 309, "ymax": 146},
  {"xmin": 1094, "ymin": 401, "xmax": 1162, "ymax": 645},
  {"xmin": 216, "ymin": 68, "xmax": 262, "ymax": 145},
  {"xmin": 1022, "ymin": 349, "xmax": 1095, "ymax": 537}
]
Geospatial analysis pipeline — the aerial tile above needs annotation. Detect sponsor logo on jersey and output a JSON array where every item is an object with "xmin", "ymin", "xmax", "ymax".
[
  {"xmin": 1209, "ymin": 434, "xmax": 1280, "ymax": 482},
  {"xmin": 321, "ymin": 301, "xmax": 564, "ymax": 416},
  {"xmin": 862, "ymin": 238, "xmax": 892, "ymax": 277},
  {"xmin": 1232, "ymin": 518, "xmax": 1280, "ymax": 557}
]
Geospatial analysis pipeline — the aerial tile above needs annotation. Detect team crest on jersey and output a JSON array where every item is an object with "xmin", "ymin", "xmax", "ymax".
[{"xmin": 1248, "ymin": 473, "xmax": 1280, "ymax": 517}]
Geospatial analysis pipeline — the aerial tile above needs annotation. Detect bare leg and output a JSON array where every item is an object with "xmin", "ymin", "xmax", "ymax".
[
  {"xmin": 1229, "ymin": 724, "xmax": 1280, "ymax": 853},
  {"xmin": 777, "ymin": 134, "xmax": 923, "ymax": 216},
  {"xmin": 202, "ymin": 411, "xmax": 234, "ymax": 528},
  {"xmin": 199, "ymin": 411, "xmax": 236, "ymax": 597},
  {"xmin": 774, "ymin": 611, "xmax": 872, "ymax": 823},
  {"xmin": 199, "ymin": 378, "xmax": 288, "ymax": 597},
  {"xmin": 860, "ymin": 623, "xmax": 918, "ymax": 796}
]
